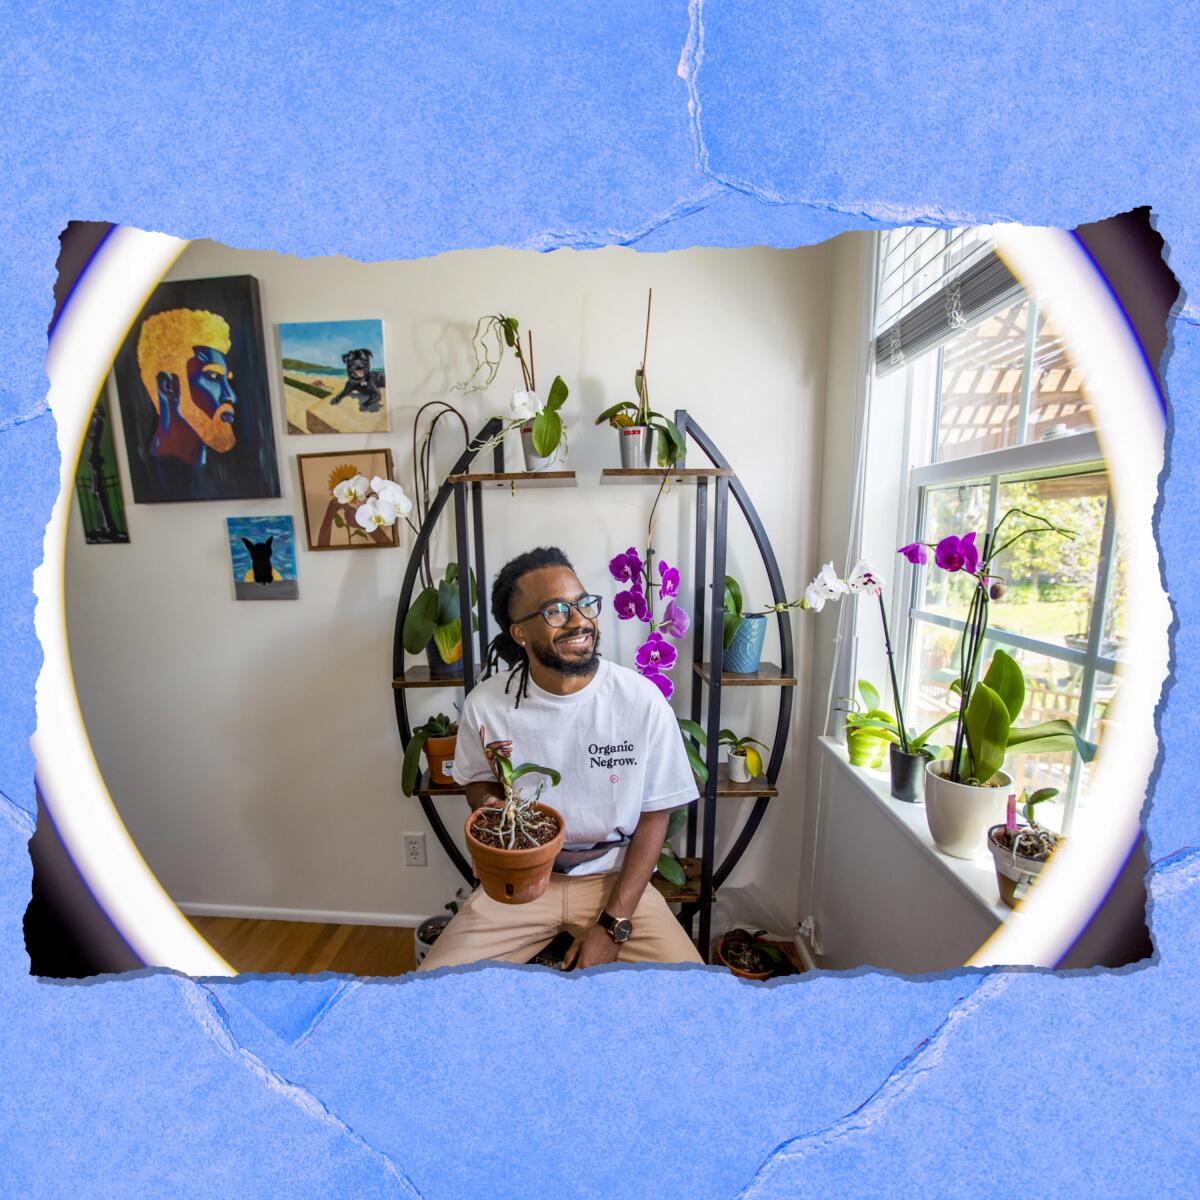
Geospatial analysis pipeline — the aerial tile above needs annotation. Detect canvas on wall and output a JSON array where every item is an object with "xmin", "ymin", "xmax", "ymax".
[
  {"xmin": 112, "ymin": 274, "xmax": 281, "ymax": 503},
  {"xmin": 296, "ymin": 449, "xmax": 399, "ymax": 550},
  {"xmin": 278, "ymin": 319, "xmax": 389, "ymax": 435},
  {"xmin": 226, "ymin": 515, "xmax": 299, "ymax": 600},
  {"xmin": 74, "ymin": 385, "xmax": 130, "ymax": 544}
]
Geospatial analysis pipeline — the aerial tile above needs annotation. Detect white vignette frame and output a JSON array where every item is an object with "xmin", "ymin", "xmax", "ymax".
[{"xmin": 32, "ymin": 224, "xmax": 1168, "ymax": 977}]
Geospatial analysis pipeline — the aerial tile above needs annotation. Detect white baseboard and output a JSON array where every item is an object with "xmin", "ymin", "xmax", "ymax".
[{"xmin": 175, "ymin": 901, "xmax": 429, "ymax": 928}]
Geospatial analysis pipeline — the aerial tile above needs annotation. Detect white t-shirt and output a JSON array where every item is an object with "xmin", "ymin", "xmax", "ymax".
[{"xmin": 451, "ymin": 657, "xmax": 697, "ymax": 876}]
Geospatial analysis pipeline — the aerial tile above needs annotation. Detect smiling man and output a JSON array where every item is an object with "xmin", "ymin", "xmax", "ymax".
[{"xmin": 417, "ymin": 546, "xmax": 703, "ymax": 972}]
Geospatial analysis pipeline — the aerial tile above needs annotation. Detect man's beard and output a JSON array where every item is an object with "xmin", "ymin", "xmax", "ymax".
[{"xmin": 530, "ymin": 628, "xmax": 601, "ymax": 677}]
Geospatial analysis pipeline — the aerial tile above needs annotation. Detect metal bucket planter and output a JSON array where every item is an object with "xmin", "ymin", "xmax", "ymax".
[
  {"xmin": 520, "ymin": 424, "xmax": 556, "ymax": 472},
  {"xmin": 618, "ymin": 425, "xmax": 654, "ymax": 468},
  {"xmin": 725, "ymin": 614, "xmax": 767, "ymax": 673},
  {"xmin": 889, "ymin": 744, "xmax": 929, "ymax": 803},
  {"xmin": 924, "ymin": 761, "xmax": 1012, "ymax": 860}
]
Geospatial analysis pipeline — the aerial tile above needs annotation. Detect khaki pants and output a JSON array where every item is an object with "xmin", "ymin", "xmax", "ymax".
[{"xmin": 416, "ymin": 872, "xmax": 703, "ymax": 970}]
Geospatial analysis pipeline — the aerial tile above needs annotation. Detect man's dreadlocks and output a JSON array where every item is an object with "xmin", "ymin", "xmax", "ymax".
[{"xmin": 482, "ymin": 546, "xmax": 576, "ymax": 709}]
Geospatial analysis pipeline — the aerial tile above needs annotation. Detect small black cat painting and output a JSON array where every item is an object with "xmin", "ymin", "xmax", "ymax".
[{"xmin": 228, "ymin": 516, "xmax": 298, "ymax": 600}]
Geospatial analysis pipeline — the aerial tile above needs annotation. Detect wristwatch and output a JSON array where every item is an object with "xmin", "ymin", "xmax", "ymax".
[{"xmin": 596, "ymin": 909, "xmax": 634, "ymax": 944}]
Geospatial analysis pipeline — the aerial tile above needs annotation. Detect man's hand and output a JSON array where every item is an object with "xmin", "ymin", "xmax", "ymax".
[{"xmin": 562, "ymin": 924, "xmax": 619, "ymax": 970}]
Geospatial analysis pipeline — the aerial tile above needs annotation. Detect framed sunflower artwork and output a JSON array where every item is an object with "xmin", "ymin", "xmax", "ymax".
[{"xmin": 296, "ymin": 449, "xmax": 399, "ymax": 551}]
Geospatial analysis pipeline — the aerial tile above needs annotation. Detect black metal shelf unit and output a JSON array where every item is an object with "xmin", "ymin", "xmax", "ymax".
[{"xmin": 391, "ymin": 410, "xmax": 796, "ymax": 962}]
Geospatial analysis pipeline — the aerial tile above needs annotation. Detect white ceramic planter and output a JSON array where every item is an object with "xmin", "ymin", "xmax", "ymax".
[
  {"xmin": 727, "ymin": 751, "xmax": 751, "ymax": 783},
  {"xmin": 520, "ymin": 424, "xmax": 556, "ymax": 472},
  {"xmin": 923, "ymin": 761, "xmax": 1012, "ymax": 860}
]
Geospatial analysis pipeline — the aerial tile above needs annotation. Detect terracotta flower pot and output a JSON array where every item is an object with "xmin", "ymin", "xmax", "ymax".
[
  {"xmin": 924, "ymin": 761, "xmax": 1012, "ymax": 860},
  {"xmin": 424, "ymin": 731, "xmax": 457, "ymax": 787},
  {"xmin": 987, "ymin": 824, "xmax": 1061, "ymax": 909},
  {"xmin": 464, "ymin": 802, "xmax": 565, "ymax": 905},
  {"xmin": 713, "ymin": 934, "xmax": 775, "ymax": 981}
]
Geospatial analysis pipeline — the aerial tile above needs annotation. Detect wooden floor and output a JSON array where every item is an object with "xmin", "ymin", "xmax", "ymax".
[{"xmin": 188, "ymin": 916, "xmax": 416, "ymax": 975}]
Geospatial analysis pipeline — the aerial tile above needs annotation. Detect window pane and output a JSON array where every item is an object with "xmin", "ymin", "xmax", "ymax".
[
  {"xmin": 918, "ymin": 481, "xmax": 991, "ymax": 616},
  {"xmin": 1027, "ymin": 307, "xmax": 1095, "ymax": 442},
  {"xmin": 905, "ymin": 620, "xmax": 962, "ymax": 740},
  {"xmin": 1101, "ymin": 525, "xmax": 1128, "ymax": 661},
  {"xmin": 1078, "ymin": 668, "xmax": 1121, "ymax": 802},
  {"xmin": 988, "ymin": 474, "xmax": 1108, "ymax": 651},
  {"xmin": 935, "ymin": 300, "xmax": 1029, "ymax": 463}
]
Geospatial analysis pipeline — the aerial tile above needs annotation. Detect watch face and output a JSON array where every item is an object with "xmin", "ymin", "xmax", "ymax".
[{"xmin": 612, "ymin": 918, "xmax": 633, "ymax": 943}]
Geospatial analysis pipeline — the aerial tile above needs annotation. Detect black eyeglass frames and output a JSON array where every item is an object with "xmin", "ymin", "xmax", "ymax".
[{"xmin": 512, "ymin": 594, "xmax": 603, "ymax": 628}]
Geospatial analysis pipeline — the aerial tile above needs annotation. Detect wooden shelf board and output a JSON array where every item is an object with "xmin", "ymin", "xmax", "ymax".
[
  {"xmin": 713, "ymin": 762, "xmax": 778, "ymax": 797},
  {"xmin": 693, "ymin": 662, "xmax": 798, "ymax": 687},
  {"xmin": 413, "ymin": 773, "xmax": 466, "ymax": 798},
  {"xmin": 447, "ymin": 471, "xmax": 576, "ymax": 488},
  {"xmin": 653, "ymin": 856, "xmax": 705, "ymax": 905},
  {"xmin": 392, "ymin": 666, "xmax": 479, "ymax": 689},
  {"xmin": 600, "ymin": 467, "xmax": 732, "ymax": 485}
]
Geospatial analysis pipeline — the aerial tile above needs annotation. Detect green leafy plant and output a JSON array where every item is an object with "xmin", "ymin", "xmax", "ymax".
[
  {"xmin": 720, "ymin": 729, "xmax": 769, "ymax": 778},
  {"xmin": 956, "ymin": 648, "xmax": 1097, "ymax": 785},
  {"xmin": 717, "ymin": 927, "xmax": 793, "ymax": 977},
  {"xmin": 656, "ymin": 806, "xmax": 689, "ymax": 887},
  {"xmin": 401, "ymin": 712, "xmax": 457, "ymax": 797},
  {"xmin": 402, "ymin": 562, "xmax": 478, "ymax": 666},
  {"xmin": 993, "ymin": 787, "xmax": 1063, "ymax": 863},
  {"xmin": 721, "ymin": 572, "xmax": 810, "ymax": 650},
  {"xmin": 677, "ymin": 718, "xmax": 710, "ymax": 784}
]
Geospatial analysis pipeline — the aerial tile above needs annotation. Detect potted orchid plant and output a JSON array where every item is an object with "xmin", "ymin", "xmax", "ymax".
[
  {"xmin": 987, "ymin": 788, "xmax": 1064, "ymax": 908},
  {"xmin": 455, "ymin": 313, "xmax": 568, "ymax": 470},
  {"xmin": 897, "ymin": 509, "xmax": 1096, "ymax": 859}
]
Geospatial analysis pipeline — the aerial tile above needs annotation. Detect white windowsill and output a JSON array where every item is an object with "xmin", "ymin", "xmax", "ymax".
[{"xmin": 818, "ymin": 736, "xmax": 1010, "ymax": 923}]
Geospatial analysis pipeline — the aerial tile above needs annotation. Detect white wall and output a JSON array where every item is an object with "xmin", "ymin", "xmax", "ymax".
[{"xmin": 67, "ymin": 238, "xmax": 835, "ymax": 928}]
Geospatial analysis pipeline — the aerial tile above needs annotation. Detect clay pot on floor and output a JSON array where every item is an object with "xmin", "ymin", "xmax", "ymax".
[
  {"xmin": 712, "ymin": 930, "xmax": 778, "ymax": 981},
  {"xmin": 464, "ymin": 802, "xmax": 565, "ymax": 905}
]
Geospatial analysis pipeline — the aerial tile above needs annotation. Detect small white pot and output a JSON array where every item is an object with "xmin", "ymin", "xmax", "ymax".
[
  {"xmin": 727, "ymin": 751, "xmax": 751, "ymax": 783},
  {"xmin": 923, "ymin": 760, "xmax": 1012, "ymax": 860},
  {"xmin": 520, "ymin": 423, "xmax": 556, "ymax": 472}
]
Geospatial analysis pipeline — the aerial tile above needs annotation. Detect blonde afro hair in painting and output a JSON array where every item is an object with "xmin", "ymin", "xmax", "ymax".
[{"xmin": 136, "ymin": 308, "xmax": 232, "ymax": 409}]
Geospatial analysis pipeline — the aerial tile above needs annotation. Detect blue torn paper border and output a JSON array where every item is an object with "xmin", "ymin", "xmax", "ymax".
[{"xmin": 1, "ymin": 4, "xmax": 1198, "ymax": 1195}]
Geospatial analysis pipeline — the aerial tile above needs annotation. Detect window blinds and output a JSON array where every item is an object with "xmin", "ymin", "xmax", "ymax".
[{"xmin": 872, "ymin": 228, "xmax": 1024, "ymax": 377}]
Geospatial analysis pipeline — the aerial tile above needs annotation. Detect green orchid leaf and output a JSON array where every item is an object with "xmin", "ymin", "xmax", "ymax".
[
  {"xmin": 718, "ymin": 728, "xmax": 739, "ymax": 745},
  {"xmin": 665, "ymin": 807, "xmax": 689, "ymax": 840},
  {"xmin": 1027, "ymin": 787, "xmax": 1060, "ymax": 807},
  {"xmin": 911, "ymin": 711, "xmax": 959, "ymax": 747},
  {"xmin": 724, "ymin": 575, "xmax": 743, "ymax": 616},
  {"xmin": 333, "ymin": 513, "xmax": 345, "ymax": 528},
  {"xmin": 685, "ymin": 740, "xmax": 709, "ymax": 784},
  {"xmin": 963, "ymin": 681, "xmax": 1011, "ymax": 783},
  {"xmin": 677, "ymin": 718, "xmax": 708, "ymax": 746},
  {"xmin": 982, "ymin": 648, "xmax": 1025, "ymax": 722},
  {"xmin": 1007, "ymin": 719, "xmax": 1097, "ymax": 762},
  {"xmin": 594, "ymin": 400, "xmax": 637, "ymax": 426},
  {"xmin": 437, "ymin": 578, "xmax": 461, "ymax": 624},
  {"xmin": 401, "ymin": 731, "xmax": 429, "ymax": 797},
  {"xmin": 545, "ymin": 375, "xmax": 569, "ymax": 412},
  {"xmin": 402, "ymin": 588, "xmax": 441, "ymax": 654},
  {"xmin": 445, "ymin": 562, "xmax": 458, "ymax": 585},
  {"xmin": 857, "ymin": 680, "xmax": 881, "ymax": 711},
  {"xmin": 510, "ymin": 762, "xmax": 562, "ymax": 787},
  {"xmin": 948, "ymin": 678, "xmax": 963, "ymax": 696},
  {"xmin": 432, "ymin": 618, "xmax": 462, "ymax": 665},
  {"xmin": 531, "ymin": 407, "xmax": 562, "ymax": 457},
  {"xmin": 656, "ymin": 851, "xmax": 686, "ymax": 886}
]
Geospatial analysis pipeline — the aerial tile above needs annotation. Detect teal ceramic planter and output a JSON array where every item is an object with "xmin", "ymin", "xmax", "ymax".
[{"xmin": 726, "ymin": 614, "xmax": 767, "ymax": 673}]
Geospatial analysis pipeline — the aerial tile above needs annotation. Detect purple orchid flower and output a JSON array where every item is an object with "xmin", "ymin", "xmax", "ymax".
[
  {"xmin": 658, "ymin": 560, "xmax": 680, "ymax": 601},
  {"xmin": 660, "ymin": 599, "xmax": 690, "ymax": 639},
  {"xmin": 897, "ymin": 542, "xmax": 929, "ymax": 566},
  {"xmin": 615, "ymin": 587, "xmax": 650, "ymax": 622},
  {"xmin": 635, "ymin": 631, "xmax": 678, "ymax": 674},
  {"xmin": 934, "ymin": 531, "xmax": 979, "ymax": 574},
  {"xmin": 641, "ymin": 668, "xmax": 674, "ymax": 700},
  {"xmin": 608, "ymin": 546, "xmax": 643, "ymax": 583}
]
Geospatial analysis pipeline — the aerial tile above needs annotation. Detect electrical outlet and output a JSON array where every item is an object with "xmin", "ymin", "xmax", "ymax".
[{"xmin": 404, "ymin": 832, "xmax": 427, "ymax": 867}]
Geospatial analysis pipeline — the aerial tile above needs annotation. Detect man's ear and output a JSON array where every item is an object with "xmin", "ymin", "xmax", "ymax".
[{"xmin": 155, "ymin": 371, "xmax": 179, "ymax": 424}]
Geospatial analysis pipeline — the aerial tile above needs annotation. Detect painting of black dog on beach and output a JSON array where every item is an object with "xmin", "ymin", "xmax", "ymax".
[
  {"xmin": 226, "ymin": 515, "xmax": 299, "ymax": 600},
  {"xmin": 277, "ymin": 318, "xmax": 389, "ymax": 435}
]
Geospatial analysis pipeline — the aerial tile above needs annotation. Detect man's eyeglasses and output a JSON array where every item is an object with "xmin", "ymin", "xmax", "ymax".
[{"xmin": 512, "ymin": 594, "xmax": 603, "ymax": 628}]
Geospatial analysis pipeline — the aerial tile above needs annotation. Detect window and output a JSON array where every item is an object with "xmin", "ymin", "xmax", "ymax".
[{"xmin": 870, "ymin": 227, "xmax": 1122, "ymax": 834}]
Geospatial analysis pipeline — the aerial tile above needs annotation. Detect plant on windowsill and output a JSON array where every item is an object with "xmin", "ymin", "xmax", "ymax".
[
  {"xmin": 464, "ymin": 726, "xmax": 564, "ymax": 905},
  {"xmin": 401, "ymin": 712, "xmax": 459, "ymax": 795},
  {"xmin": 987, "ymin": 788, "xmax": 1064, "ymax": 908},
  {"xmin": 455, "ymin": 313, "xmax": 569, "ymax": 471},
  {"xmin": 898, "ymin": 509, "xmax": 1096, "ymax": 859},
  {"xmin": 713, "ymin": 927, "xmax": 795, "ymax": 981},
  {"xmin": 838, "ymin": 680, "xmax": 895, "ymax": 770},
  {"xmin": 401, "ymin": 562, "xmax": 479, "ymax": 678},
  {"xmin": 593, "ymin": 289, "xmax": 686, "ymax": 469}
]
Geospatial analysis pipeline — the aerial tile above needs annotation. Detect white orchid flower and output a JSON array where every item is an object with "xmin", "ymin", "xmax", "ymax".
[
  {"xmin": 511, "ymin": 389, "xmax": 542, "ymax": 420},
  {"xmin": 355, "ymin": 497, "xmax": 399, "ymax": 530},
  {"xmin": 814, "ymin": 561, "xmax": 850, "ymax": 600},
  {"xmin": 804, "ymin": 581, "xmax": 827, "ymax": 612},
  {"xmin": 334, "ymin": 474, "xmax": 370, "ymax": 506},
  {"xmin": 371, "ymin": 476, "xmax": 413, "ymax": 516},
  {"xmin": 847, "ymin": 560, "xmax": 885, "ymax": 595}
]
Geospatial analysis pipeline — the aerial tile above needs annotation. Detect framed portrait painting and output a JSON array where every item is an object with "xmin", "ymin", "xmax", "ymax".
[
  {"xmin": 278, "ymin": 318, "xmax": 389, "ymax": 435},
  {"xmin": 112, "ymin": 274, "xmax": 281, "ymax": 503},
  {"xmin": 297, "ymin": 449, "xmax": 399, "ymax": 551}
]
